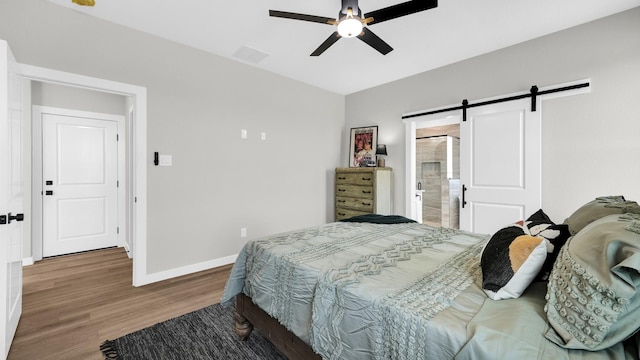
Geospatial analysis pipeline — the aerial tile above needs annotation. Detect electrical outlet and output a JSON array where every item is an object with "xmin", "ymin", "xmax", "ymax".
[
  {"xmin": 241, "ymin": 129, "xmax": 247, "ymax": 139},
  {"xmin": 261, "ymin": 132, "xmax": 266, "ymax": 141},
  {"xmin": 240, "ymin": 228, "xmax": 247, "ymax": 237}
]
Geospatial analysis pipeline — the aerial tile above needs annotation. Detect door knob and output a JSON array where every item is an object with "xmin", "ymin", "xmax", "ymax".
[{"xmin": 8, "ymin": 212, "xmax": 24, "ymax": 224}]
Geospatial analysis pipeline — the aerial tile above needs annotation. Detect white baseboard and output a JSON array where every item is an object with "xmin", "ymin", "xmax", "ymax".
[
  {"xmin": 22, "ymin": 257, "xmax": 34, "ymax": 266},
  {"xmin": 122, "ymin": 242, "xmax": 132, "ymax": 259},
  {"xmin": 137, "ymin": 254, "xmax": 238, "ymax": 286}
]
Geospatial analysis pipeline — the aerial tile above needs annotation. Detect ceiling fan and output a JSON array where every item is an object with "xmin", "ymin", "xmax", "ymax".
[{"xmin": 269, "ymin": 0, "xmax": 438, "ymax": 56}]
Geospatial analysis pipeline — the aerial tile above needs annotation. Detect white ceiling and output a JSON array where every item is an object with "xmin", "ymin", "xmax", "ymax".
[{"xmin": 47, "ymin": 0, "xmax": 639, "ymax": 95}]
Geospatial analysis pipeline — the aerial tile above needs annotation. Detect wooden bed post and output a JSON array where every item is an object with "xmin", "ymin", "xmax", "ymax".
[
  {"xmin": 234, "ymin": 294, "xmax": 254, "ymax": 341},
  {"xmin": 234, "ymin": 312, "xmax": 254, "ymax": 341},
  {"xmin": 234, "ymin": 293, "xmax": 323, "ymax": 359}
]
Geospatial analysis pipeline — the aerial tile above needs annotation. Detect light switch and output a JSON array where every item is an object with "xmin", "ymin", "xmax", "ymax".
[
  {"xmin": 261, "ymin": 132, "xmax": 266, "ymax": 141},
  {"xmin": 241, "ymin": 129, "xmax": 248, "ymax": 139},
  {"xmin": 159, "ymin": 154, "xmax": 172, "ymax": 166}
]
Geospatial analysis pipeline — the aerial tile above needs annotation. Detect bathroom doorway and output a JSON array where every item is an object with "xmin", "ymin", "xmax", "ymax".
[{"xmin": 415, "ymin": 123, "xmax": 460, "ymax": 229}]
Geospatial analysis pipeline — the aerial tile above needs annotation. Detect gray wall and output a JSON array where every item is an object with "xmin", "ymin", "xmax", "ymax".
[
  {"xmin": 0, "ymin": 0, "xmax": 345, "ymax": 274},
  {"xmin": 345, "ymin": 7, "xmax": 640, "ymax": 223}
]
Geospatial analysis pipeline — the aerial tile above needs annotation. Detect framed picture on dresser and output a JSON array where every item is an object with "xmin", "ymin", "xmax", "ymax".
[{"xmin": 349, "ymin": 126, "xmax": 378, "ymax": 167}]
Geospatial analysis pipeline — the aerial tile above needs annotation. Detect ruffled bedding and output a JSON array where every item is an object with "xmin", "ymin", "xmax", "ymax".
[{"xmin": 221, "ymin": 221, "xmax": 638, "ymax": 359}]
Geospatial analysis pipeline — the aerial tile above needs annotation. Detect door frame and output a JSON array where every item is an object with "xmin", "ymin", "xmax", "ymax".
[
  {"xmin": 32, "ymin": 106, "xmax": 125, "ymax": 258},
  {"xmin": 403, "ymin": 79, "xmax": 591, "ymax": 224},
  {"xmin": 16, "ymin": 63, "xmax": 149, "ymax": 286},
  {"xmin": 404, "ymin": 111, "xmax": 460, "ymax": 221}
]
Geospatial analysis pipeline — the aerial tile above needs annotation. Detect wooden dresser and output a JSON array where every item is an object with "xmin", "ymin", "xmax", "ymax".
[{"xmin": 335, "ymin": 167, "xmax": 392, "ymax": 221}]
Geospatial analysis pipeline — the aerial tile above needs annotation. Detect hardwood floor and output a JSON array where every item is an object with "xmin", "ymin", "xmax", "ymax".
[{"xmin": 7, "ymin": 247, "xmax": 232, "ymax": 360}]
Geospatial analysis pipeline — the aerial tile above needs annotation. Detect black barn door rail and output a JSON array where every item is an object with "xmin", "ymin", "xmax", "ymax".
[{"xmin": 402, "ymin": 82, "xmax": 590, "ymax": 121}]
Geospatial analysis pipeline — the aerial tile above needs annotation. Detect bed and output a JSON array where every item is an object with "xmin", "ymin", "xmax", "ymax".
[{"xmin": 221, "ymin": 198, "xmax": 640, "ymax": 359}]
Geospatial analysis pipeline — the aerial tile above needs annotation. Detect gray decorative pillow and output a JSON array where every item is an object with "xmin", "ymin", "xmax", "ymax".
[
  {"xmin": 563, "ymin": 196, "xmax": 640, "ymax": 235},
  {"xmin": 544, "ymin": 213, "xmax": 640, "ymax": 350}
]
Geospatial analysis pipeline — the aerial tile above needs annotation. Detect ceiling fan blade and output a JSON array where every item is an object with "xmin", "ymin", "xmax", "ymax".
[
  {"xmin": 358, "ymin": 28, "xmax": 393, "ymax": 55},
  {"xmin": 311, "ymin": 32, "xmax": 341, "ymax": 56},
  {"xmin": 364, "ymin": 0, "xmax": 438, "ymax": 25},
  {"xmin": 269, "ymin": 10, "xmax": 336, "ymax": 25}
]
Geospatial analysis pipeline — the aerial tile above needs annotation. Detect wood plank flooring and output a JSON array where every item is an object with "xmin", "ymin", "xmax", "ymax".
[{"xmin": 7, "ymin": 247, "xmax": 232, "ymax": 360}]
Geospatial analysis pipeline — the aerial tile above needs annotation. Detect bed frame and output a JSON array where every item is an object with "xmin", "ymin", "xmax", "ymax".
[{"xmin": 235, "ymin": 293, "xmax": 322, "ymax": 359}]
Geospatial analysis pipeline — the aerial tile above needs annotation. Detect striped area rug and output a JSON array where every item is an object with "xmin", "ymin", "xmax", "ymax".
[{"xmin": 100, "ymin": 303, "xmax": 286, "ymax": 360}]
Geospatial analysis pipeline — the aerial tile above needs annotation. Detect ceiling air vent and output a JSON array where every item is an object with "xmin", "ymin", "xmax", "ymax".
[{"xmin": 232, "ymin": 45, "xmax": 269, "ymax": 64}]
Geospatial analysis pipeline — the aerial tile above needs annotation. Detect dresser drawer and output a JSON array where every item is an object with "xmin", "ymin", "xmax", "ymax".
[
  {"xmin": 335, "ymin": 172, "xmax": 374, "ymax": 186},
  {"xmin": 335, "ymin": 207, "xmax": 371, "ymax": 221},
  {"xmin": 334, "ymin": 167, "xmax": 392, "ymax": 221},
  {"xmin": 336, "ymin": 196, "xmax": 374, "ymax": 211},
  {"xmin": 336, "ymin": 184, "xmax": 374, "ymax": 199}
]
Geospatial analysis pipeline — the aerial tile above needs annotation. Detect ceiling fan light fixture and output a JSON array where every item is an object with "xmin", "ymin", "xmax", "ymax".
[{"xmin": 337, "ymin": 17, "xmax": 363, "ymax": 38}]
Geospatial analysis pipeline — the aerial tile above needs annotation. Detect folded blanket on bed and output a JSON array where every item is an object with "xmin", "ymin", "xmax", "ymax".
[{"xmin": 340, "ymin": 214, "xmax": 417, "ymax": 224}]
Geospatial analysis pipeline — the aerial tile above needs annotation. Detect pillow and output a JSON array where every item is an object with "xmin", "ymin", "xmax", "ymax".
[
  {"xmin": 481, "ymin": 210, "xmax": 572, "ymax": 299},
  {"xmin": 563, "ymin": 196, "xmax": 640, "ymax": 235},
  {"xmin": 481, "ymin": 219, "xmax": 548, "ymax": 300},
  {"xmin": 527, "ymin": 209, "xmax": 571, "ymax": 281},
  {"xmin": 544, "ymin": 213, "xmax": 640, "ymax": 350}
]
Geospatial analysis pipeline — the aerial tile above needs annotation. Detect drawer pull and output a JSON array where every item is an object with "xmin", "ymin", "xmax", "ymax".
[
  {"xmin": 338, "ymin": 176, "xmax": 346, "ymax": 180},
  {"xmin": 337, "ymin": 200, "xmax": 346, "ymax": 203},
  {"xmin": 362, "ymin": 202, "xmax": 372, "ymax": 206},
  {"xmin": 338, "ymin": 212, "xmax": 346, "ymax": 216},
  {"xmin": 362, "ymin": 177, "xmax": 372, "ymax": 181},
  {"xmin": 362, "ymin": 190, "xmax": 372, "ymax": 194},
  {"xmin": 338, "ymin": 189, "xmax": 346, "ymax": 192}
]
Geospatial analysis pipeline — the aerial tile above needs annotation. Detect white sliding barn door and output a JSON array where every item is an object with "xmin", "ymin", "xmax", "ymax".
[
  {"xmin": 0, "ymin": 39, "xmax": 23, "ymax": 360},
  {"xmin": 459, "ymin": 98, "xmax": 541, "ymax": 235}
]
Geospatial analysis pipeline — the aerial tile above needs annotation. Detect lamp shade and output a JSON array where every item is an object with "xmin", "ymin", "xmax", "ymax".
[{"xmin": 376, "ymin": 144, "xmax": 388, "ymax": 156}]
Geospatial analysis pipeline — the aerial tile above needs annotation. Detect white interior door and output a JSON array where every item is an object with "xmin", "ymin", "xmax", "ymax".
[
  {"xmin": 42, "ymin": 113, "xmax": 118, "ymax": 257},
  {"xmin": 459, "ymin": 98, "xmax": 541, "ymax": 234},
  {"xmin": 0, "ymin": 39, "xmax": 23, "ymax": 360}
]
